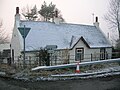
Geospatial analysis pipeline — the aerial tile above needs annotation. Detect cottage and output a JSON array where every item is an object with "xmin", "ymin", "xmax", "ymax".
[{"xmin": 11, "ymin": 7, "xmax": 112, "ymax": 66}]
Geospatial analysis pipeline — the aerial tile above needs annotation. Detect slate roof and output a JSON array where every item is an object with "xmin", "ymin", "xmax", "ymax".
[{"xmin": 19, "ymin": 21, "xmax": 112, "ymax": 51}]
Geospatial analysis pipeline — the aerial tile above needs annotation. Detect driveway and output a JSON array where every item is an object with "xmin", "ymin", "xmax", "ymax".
[{"xmin": 0, "ymin": 75, "xmax": 120, "ymax": 90}]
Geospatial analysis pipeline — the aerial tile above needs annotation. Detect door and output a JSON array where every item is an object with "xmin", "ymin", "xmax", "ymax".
[{"xmin": 75, "ymin": 48, "xmax": 84, "ymax": 62}]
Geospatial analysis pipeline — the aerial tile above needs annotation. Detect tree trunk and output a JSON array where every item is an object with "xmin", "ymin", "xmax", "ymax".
[{"xmin": 119, "ymin": 31, "xmax": 120, "ymax": 40}]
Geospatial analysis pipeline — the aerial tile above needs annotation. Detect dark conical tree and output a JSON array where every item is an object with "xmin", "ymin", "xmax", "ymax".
[
  {"xmin": 38, "ymin": 1, "xmax": 65, "ymax": 22},
  {"xmin": 38, "ymin": 1, "xmax": 55, "ymax": 21}
]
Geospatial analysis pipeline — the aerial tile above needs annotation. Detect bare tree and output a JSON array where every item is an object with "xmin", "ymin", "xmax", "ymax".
[
  {"xmin": 21, "ymin": 5, "xmax": 38, "ymax": 21},
  {"xmin": 0, "ymin": 21, "xmax": 9, "ymax": 44},
  {"xmin": 104, "ymin": 0, "xmax": 120, "ymax": 39}
]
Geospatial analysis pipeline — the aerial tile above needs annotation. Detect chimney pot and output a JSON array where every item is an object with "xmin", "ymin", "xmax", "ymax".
[
  {"xmin": 94, "ymin": 16, "xmax": 99, "ymax": 28},
  {"xmin": 16, "ymin": 7, "xmax": 19, "ymax": 14},
  {"xmin": 96, "ymin": 17, "xmax": 98, "ymax": 22},
  {"xmin": 55, "ymin": 10, "xmax": 58, "ymax": 18}
]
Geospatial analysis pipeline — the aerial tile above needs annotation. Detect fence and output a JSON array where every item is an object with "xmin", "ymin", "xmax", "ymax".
[{"xmin": 0, "ymin": 52, "xmax": 120, "ymax": 68}]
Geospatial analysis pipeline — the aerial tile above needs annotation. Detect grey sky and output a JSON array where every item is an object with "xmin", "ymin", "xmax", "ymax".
[{"xmin": 0, "ymin": 0, "xmax": 112, "ymax": 38}]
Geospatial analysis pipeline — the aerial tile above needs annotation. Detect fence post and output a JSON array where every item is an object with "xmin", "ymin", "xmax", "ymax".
[
  {"xmin": 29, "ymin": 56, "xmax": 31, "ymax": 68},
  {"xmin": 50, "ymin": 53, "xmax": 53, "ymax": 66},
  {"xmin": 55, "ymin": 56, "xmax": 57, "ymax": 65},
  {"xmin": 91, "ymin": 53, "xmax": 92, "ymax": 61},
  {"xmin": 67, "ymin": 55, "xmax": 70, "ymax": 64}
]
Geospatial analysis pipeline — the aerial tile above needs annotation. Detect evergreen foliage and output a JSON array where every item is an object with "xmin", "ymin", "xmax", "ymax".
[
  {"xmin": 21, "ymin": 1, "xmax": 65, "ymax": 22},
  {"xmin": 38, "ymin": 1, "xmax": 56, "ymax": 21},
  {"xmin": 38, "ymin": 1, "xmax": 65, "ymax": 22},
  {"xmin": 36, "ymin": 48, "xmax": 50, "ymax": 66}
]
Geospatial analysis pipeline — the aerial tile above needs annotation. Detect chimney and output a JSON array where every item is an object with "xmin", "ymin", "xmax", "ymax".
[
  {"xmin": 54, "ymin": 10, "xmax": 60, "ymax": 25},
  {"xmin": 16, "ymin": 7, "xmax": 19, "ymax": 14},
  {"xmin": 55, "ymin": 10, "xmax": 58, "ymax": 18},
  {"xmin": 96, "ymin": 17, "xmax": 98, "ymax": 22},
  {"xmin": 94, "ymin": 16, "xmax": 99, "ymax": 28},
  {"xmin": 15, "ymin": 7, "xmax": 20, "ymax": 27}
]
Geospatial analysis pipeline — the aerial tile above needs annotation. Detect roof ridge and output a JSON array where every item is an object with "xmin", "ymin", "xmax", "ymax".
[
  {"xmin": 62, "ymin": 23, "xmax": 94, "ymax": 27},
  {"xmin": 20, "ymin": 20, "xmax": 51, "ymax": 23},
  {"xmin": 20, "ymin": 20, "xmax": 95, "ymax": 27}
]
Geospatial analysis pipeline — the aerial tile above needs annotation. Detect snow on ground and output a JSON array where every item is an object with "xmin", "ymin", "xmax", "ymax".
[
  {"xmin": 12, "ymin": 58, "xmax": 120, "ymax": 81},
  {"xmin": 13, "ymin": 66, "xmax": 120, "ymax": 81},
  {"xmin": 36, "ymin": 66, "xmax": 120, "ymax": 81},
  {"xmin": 33, "ymin": 68, "xmax": 120, "ymax": 81},
  {"xmin": 51, "ymin": 66, "xmax": 120, "ymax": 77},
  {"xmin": 31, "ymin": 58, "xmax": 120, "ymax": 71}
]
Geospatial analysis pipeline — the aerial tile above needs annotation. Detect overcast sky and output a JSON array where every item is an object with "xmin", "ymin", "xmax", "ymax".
[{"xmin": 1, "ymin": 0, "xmax": 115, "ymax": 40}]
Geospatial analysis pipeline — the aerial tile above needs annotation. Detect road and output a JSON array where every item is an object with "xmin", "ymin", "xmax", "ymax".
[{"xmin": 0, "ymin": 75, "xmax": 120, "ymax": 90}]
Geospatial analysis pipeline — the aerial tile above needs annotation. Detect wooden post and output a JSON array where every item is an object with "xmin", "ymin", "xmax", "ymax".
[{"xmin": 91, "ymin": 53, "xmax": 93, "ymax": 61}]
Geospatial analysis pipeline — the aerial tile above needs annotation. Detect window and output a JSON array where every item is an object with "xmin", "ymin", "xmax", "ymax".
[
  {"xmin": 100, "ymin": 48, "xmax": 105, "ymax": 60},
  {"xmin": 75, "ymin": 48, "xmax": 84, "ymax": 62}
]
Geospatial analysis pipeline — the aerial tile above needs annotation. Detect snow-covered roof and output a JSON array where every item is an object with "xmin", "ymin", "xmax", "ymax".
[{"xmin": 19, "ymin": 21, "xmax": 112, "ymax": 51}]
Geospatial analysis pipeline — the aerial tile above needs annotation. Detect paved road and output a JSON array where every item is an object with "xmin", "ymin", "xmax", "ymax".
[{"xmin": 0, "ymin": 75, "xmax": 120, "ymax": 90}]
